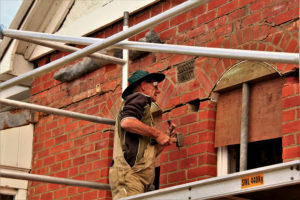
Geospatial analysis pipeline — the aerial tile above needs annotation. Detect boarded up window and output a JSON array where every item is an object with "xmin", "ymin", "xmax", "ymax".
[{"xmin": 215, "ymin": 78, "xmax": 284, "ymax": 147}]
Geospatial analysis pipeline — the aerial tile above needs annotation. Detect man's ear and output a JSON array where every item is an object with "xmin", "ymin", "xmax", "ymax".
[{"xmin": 140, "ymin": 81, "xmax": 146, "ymax": 91}]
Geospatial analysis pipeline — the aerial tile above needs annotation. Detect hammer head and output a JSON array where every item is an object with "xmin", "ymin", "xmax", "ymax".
[{"xmin": 175, "ymin": 132, "xmax": 184, "ymax": 147}]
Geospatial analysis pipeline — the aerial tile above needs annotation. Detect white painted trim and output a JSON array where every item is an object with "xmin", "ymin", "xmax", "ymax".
[
  {"xmin": 29, "ymin": 0, "xmax": 159, "ymax": 61},
  {"xmin": 217, "ymin": 146, "xmax": 229, "ymax": 176}
]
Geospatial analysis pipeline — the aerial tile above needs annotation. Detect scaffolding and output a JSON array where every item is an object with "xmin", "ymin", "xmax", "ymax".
[{"xmin": 0, "ymin": 0, "xmax": 299, "ymax": 199}]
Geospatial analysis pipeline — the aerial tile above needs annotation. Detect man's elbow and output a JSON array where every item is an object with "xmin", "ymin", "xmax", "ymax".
[{"xmin": 120, "ymin": 118, "xmax": 134, "ymax": 130}]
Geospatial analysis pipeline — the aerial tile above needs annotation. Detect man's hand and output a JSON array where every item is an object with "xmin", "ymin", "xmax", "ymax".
[
  {"xmin": 155, "ymin": 132, "xmax": 171, "ymax": 146},
  {"xmin": 121, "ymin": 118, "xmax": 172, "ymax": 146}
]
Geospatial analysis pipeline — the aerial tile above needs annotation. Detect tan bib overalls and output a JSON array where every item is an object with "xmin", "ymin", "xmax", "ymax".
[{"xmin": 109, "ymin": 103, "xmax": 157, "ymax": 200}]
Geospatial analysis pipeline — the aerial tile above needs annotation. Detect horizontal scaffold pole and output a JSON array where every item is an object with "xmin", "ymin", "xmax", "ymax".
[
  {"xmin": 0, "ymin": 98, "xmax": 115, "ymax": 125},
  {"xmin": 0, "ymin": 0, "xmax": 207, "ymax": 91},
  {"xmin": 1, "ymin": 29, "xmax": 298, "ymax": 64},
  {"xmin": 12, "ymin": 36, "xmax": 126, "ymax": 65},
  {"xmin": 0, "ymin": 169, "xmax": 111, "ymax": 190}
]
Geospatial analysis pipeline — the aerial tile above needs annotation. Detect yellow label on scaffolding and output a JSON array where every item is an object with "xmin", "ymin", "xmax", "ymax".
[{"xmin": 241, "ymin": 174, "xmax": 264, "ymax": 189}]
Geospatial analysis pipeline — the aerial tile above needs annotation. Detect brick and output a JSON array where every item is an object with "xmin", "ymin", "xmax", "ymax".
[
  {"xmin": 197, "ymin": 10, "xmax": 216, "ymax": 25},
  {"xmin": 160, "ymin": 28, "xmax": 177, "ymax": 40},
  {"xmin": 84, "ymin": 191, "xmax": 98, "ymax": 200},
  {"xmin": 82, "ymin": 125, "xmax": 96, "ymax": 136},
  {"xmin": 180, "ymin": 113, "xmax": 198, "ymax": 125},
  {"xmin": 38, "ymin": 149, "xmax": 49, "ymax": 159},
  {"xmin": 65, "ymin": 122, "xmax": 78, "ymax": 133},
  {"xmin": 198, "ymin": 154, "xmax": 217, "ymax": 165},
  {"xmin": 250, "ymin": 0, "xmax": 273, "ymax": 11},
  {"xmin": 286, "ymin": 39, "xmax": 298, "ymax": 53},
  {"xmin": 44, "ymin": 156, "xmax": 55, "ymax": 166},
  {"xmin": 93, "ymin": 159, "xmax": 111, "ymax": 169},
  {"xmin": 79, "ymin": 163, "xmax": 92, "ymax": 174},
  {"xmin": 86, "ymin": 170, "xmax": 100, "ymax": 181},
  {"xmin": 228, "ymin": 8, "xmax": 245, "ymax": 21},
  {"xmin": 185, "ymin": 134, "xmax": 198, "ymax": 145},
  {"xmin": 187, "ymin": 165, "xmax": 217, "ymax": 179},
  {"xmin": 55, "ymin": 135, "xmax": 67, "ymax": 145},
  {"xmin": 187, "ymin": 5, "xmax": 206, "ymax": 18},
  {"xmin": 188, "ymin": 143, "xmax": 216, "ymax": 156},
  {"xmin": 181, "ymin": 90, "xmax": 199, "ymax": 104},
  {"xmin": 167, "ymin": 171, "xmax": 186, "ymax": 183},
  {"xmin": 55, "ymin": 169, "xmax": 68, "ymax": 178},
  {"xmin": 282, "ymin": 146, "xmax": 300, "ymax": 160},
  {"xmin": 282, "ymin": 120, "xmax": 300, "ymax": 134},
  {"xmin": 282, "ymin": 110, "xmax": 296, "ymax": 122},
  {"xmin": 95, "ymin": 139, "xmax": 111, "ymax": 150},
  {"xmin": 207, "ymin": 15, "xmax": 228, "ymax": 29},
  {"xmin": 73, "ymin": 156, "xmax": 86, "ymax": 165},
  {"xmin": 101, "ymin": 148, "xmax": 113, "ymax": 158},
  {"xmin": 56, "ymin": 152, "xmax": 69, "ymax": 162},
  {"xmin": 160, "ymin": 152, "xmax": 169, "ymax": 163},
  {"xmin": 81, "ymin": 144, "xmax": 94, "ymax": 154},
  {"xmin": 179, "ymin": 19, "xmax": 195, "ymax": 33},
  {"xmin": 160, "ymin": 161, "xmax": 178, "ymax": 173},
  {"xmin": 70, "ymin": 193, "xmax": 83, "ymax": 200},
  {"xmin": 50, "ymin": 144, "xmax": 64, "ymax": 154},
  {"xmin": 101, "ymin": 168, "xmax": 110, "ymax": 177},
  {"xmin": 239, "ymin": 0, "xmax": 256, "ymax": 7},
  {"xmin": 218, "ymin": 0, "xmax": 239, "ymax": 16},
  {"xmin": 46, "ymin": 121, "xmax": 58, "ymax": 130},
  {"xmin": 153, "ymin": 21, "xmax": 170, "ymax": 33},
  {"xmin": 170, "ymin": 105, "xmax": 188, "ymax": 118},
  {"xmin": 54, "ymin": 189, "xmax": 67, "ymax": 199},
  {"xmin": 279, "ymin": 34, "xmax": 291, "ymax": 50},
  {"xmin": 282, "ymin": 96, "xmax": 300, "ymax": 109},
  {"xmin": 189, "ymin": 121, "xmax": 215, "ymax": 133},
  {"xmin": 69, "ymin": 167, "xmax": 78, "ymax": 177},
  {"xmin": 296, "ymin": 133, "xmax": 300, "ymax": 144},
  {"xmin": 275, "ymin": 8, "xmax": 298, "ymax": 25},
  {"xmin": 199, "ymin": 132, "xmax": 215, "ymax": 143},
  {"xmin": 170, "ymin": 148, "xmax": 187, "ymax": 161},
  {"xmin": 179, "ymin": 157, "xmax": 197, "ymax": 169},
  {"xmin": 62, "ymin": 160, "xmax": 72, "ymax": 168},
  {"xmin": 208, "ymin": 0, "xmax": 227, "ymax": 10},
  {"xmin": 170, "ymin": 13, "xmax": 186, "ymax": 26},
  {"xmin": 50, "ymin": 163, "xmax": 61, "ymax": 173},
  {"xmin": 39, "ymin": 131, "xmax": 51, "ymax": 142},
  {"xmin": 169, "ymin": 54, "xmax": 186, "ymax": 66},
  {"xmin": 214, "ymin": 24, "xmax": 233, "ymax": 38},
  {"xmin": 187, "ymin": 25, "xmax": 206, "ymax": 38},
  {"xmin": 41, "ymin": 192, "xmax": 53, "ymax": 200},
  {"xmin": 242, "ymin": 12, "xmax": 261, "ymax": 27},
  {"xmin": 282, "ymin": 134, "xmax": 296, "ymax": 147}
]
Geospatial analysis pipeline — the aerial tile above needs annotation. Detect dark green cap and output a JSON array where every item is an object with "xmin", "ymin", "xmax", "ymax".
[{"xmin": 122, "ymin": 70, "xmax": 165, "ymax": 98}]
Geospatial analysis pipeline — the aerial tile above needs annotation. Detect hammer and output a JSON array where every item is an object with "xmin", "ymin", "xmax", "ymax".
[
  {"xmin": 168, "ymin": 120, "xmax": 184, "ymax": 151},
  {"xmin": 170, "ymin": 132, "xmax": 184, "ymax": 149}
]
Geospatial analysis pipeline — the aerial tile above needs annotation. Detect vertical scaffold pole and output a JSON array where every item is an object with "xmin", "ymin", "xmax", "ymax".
[
  {"xmin": 240, "ymin": 83, "xmax": 250, "ymax": 171},
  {"xmin": 122, "ymin": 11, "xmax": 129, "ymax": 93}
]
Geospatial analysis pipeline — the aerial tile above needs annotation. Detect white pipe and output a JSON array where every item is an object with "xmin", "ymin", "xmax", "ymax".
[
  {"xmin": 2, "ymin": 28, "xmax": 298, "ymax": 64},
  {"xmin": 0, "ymin": 98, "xmax": 115, "ymax": 125},
  {"xmin": 122, "ymin": 11, "xmax": 129, "ymax": 92},
  {"xmin": 0, "ymin": 0, "xmax": 207, "ymax": 91},
  {"xmin": 240, "ymin": 83, "xmax": 250, "ymax": 171},
  {"xmin": 0, "ymin": 169, "xmax": 110, "ymax": 190}
]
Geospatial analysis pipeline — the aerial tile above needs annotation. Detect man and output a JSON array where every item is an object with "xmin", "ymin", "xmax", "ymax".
[{"xmin": 109, "ymin": 70, "xmax": 174, "ymax": 199}]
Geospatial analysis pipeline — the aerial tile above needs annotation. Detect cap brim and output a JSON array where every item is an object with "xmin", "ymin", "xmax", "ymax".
[{"xmin": 122, "ymin": 73, "xmax": 165, "ymax": 99}]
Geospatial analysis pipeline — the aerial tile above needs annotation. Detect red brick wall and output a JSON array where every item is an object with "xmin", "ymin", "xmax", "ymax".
[
  {"xmin": 282, "ymin": 76, "xmax": 300, "ymax": 162},
  {"xmin": 28, "ymin": 0, "xmax": 299, "ymax": 199}
]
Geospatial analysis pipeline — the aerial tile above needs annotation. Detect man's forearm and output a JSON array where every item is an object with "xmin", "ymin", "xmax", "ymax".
[{"xmin": 120, "ymin": 118, "xmax": 161, "ymax": 138}]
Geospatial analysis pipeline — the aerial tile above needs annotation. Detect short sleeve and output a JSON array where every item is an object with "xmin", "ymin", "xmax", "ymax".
[{"xmin": 120, "ymin": 93, "xmax": 150, "ymax": 121}]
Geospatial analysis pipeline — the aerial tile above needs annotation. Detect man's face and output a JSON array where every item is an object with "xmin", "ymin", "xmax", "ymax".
[{"xmin": 141, "ymin": 80, "xmax": 161, "ymax": 102}]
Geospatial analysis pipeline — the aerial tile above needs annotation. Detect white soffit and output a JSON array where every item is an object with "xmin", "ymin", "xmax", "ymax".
[{"xmin": 29, "ymin": 0, "xmax": 158, "ymax": 61}]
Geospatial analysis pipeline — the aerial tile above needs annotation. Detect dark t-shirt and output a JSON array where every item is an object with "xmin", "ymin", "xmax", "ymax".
[{"xmin": 120, "ymin": 92, "xmax": 151, "ymax": 167}]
